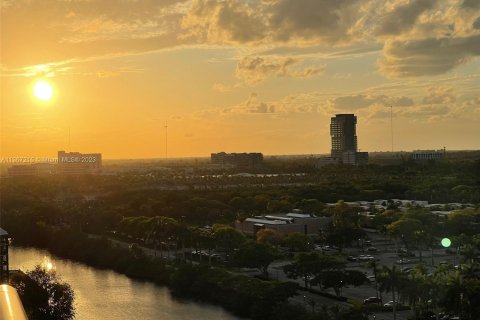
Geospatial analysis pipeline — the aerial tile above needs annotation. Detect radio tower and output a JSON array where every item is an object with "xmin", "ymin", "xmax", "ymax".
[
  {"xmin": 164, "ymin": 121, "xmax": 168, "ymax": 160},
  {"xmin": 390, "ymin": 105, "xmax": 394, "ymax": 153}
]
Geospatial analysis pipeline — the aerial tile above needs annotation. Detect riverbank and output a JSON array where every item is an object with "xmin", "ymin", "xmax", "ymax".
[
  {"xmin": 10, "ymin": 246, "xmax": 242, "ymax": 320},
  {"xmin": 5, "ymin": 222, "xmax": 299, "ymax": 320}
]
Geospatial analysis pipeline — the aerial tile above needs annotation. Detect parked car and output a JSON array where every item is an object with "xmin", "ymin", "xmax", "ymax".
[
  {"xmin": 358, "ymin": 255, "xmax": 375, "ymax": 261},
  {"xmin": 347, "ymin": 255, "xmax": 357, "ymax": 262},
  {"xmin": 366, "ymin": 247, "xmax": 378, "ymax": 252},
  {"xmin": 398, "ymin": 251, "xmax": 415, "ymax": 258},
  {"xmin": 384, "ymin": 301, "xmax": 400, "ymax": 307},
  {"xmin": 363, "ymin": 297, "xmax": 381, "ymax": 304},
  {"xmin": 396, "ymin": 258, "xmax": 411, "ymax": 264},
  {"xmin": 402, "ymin": 267, "xmax": 414, "ymax": 273}
]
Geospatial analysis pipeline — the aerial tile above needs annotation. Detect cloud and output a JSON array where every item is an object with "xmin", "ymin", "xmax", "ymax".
[
  {"xmin": 380, "ymin": 35, "xmax": 480, "ymax": 78},
  {"xmin": 181, "ymin": 0, "xmax": 266, "ymax": 44},
  {"xmin": 473, "ymin": 17, "xmax": 480, "ymax": 29},
  {"xmin": 268, "ymin": 0, "xmax": 364, "ymax": 45},
  {"xmin": 238, "ymin": 93, "xmax": 279, "ymax": 114},
  {"xmin": 422, "ymin": 87, "xmax": 456, "ymax": 105},
  {"xmin": 0, "ymin": 0, "xmax": 187, "ymax": 67},
  {"xmin": 376, "ymin": 0, "xmax": 437, "ymax": 36},
  {"xmin": 401, "ymin": 105, "xmax": 451, "ymax": 119},
  {"xmin": 1, "ymin": 0, "xmax": 480, "ymax": 82},
  {"xmin": 212, "ymin": 83, "xmax": 233, "ymax": 92},
  {"xmin": 182, "ymin": 0, "xmax": 366, "ymax": 46},
  {"xmin": 236, "ymin": 56, "xmax": 325, "ymax": 84},
  {"xmin": 462, "ymin": 0, "xmax": 480, "ymax": 9},
  {"xmin": 328, "ymin": 94, "xmax": 414, "ymax": 110}
]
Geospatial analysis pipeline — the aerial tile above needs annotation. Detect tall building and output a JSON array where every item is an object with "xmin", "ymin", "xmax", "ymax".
[
  {"xmin": 316, "ymin": 114, "xmax": 368, "ymax": 167},
  {"xmin": 330, "ymin": 114, "xmax": 357, "ymax": 159}
]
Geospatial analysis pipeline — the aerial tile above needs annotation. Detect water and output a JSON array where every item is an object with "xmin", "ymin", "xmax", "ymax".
[{"xmin": 9, "ymin": 247, "xmax": 242, "ymax": 320}]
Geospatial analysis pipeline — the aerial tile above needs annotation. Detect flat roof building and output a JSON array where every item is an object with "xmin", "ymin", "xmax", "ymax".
[
  {"xmin": 7, "ymin": 163, "xmax": 55, "ymax": 176},
  {"xmin": 235, "ymin": 212, "xmax": 331, "ymax": 236},
  {"xmin": 411, "ymin": 149, "xmax": 446, "ymax": 161},
  {"xmin": 211, "ymin": 152, "xmax": 263, "ymax": 168}
]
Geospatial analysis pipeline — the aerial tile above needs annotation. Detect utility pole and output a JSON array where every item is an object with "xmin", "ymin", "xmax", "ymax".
[
  {"xmin": 164, "ymin": 121, "xmax": 168, "ymax": 160},
  {"xmin": 390, "ymin": 105, "xmax": 394, "ymax": 153}
]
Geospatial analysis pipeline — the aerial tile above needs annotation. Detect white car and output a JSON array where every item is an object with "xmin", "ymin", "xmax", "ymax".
[
  {"xmin": 396, "ymin": 259, "xmax": 411, "ymax": 264},
  {"xmin": 384, "ymin": 301, "xmax": 400, "ymax": 307}
]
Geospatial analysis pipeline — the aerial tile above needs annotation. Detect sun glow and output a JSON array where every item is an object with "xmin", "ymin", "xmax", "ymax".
[{"xmin": 33, "ymin": 80, "xmax": 53, "ymax": 101}]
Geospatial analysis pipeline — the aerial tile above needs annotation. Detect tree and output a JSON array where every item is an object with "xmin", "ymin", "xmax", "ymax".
[
  {"xmin": 295, "ymin": 199, "xmax": 325, "ymax": 215},
  {"xmin": 11, "ymin": 266, "xmax": 75, "ymax": 320},
  {"xmin": 282, "ymin": 232, "xmax": 312, "ymax": 253},
  {"xmin": 234, "ymin": 241, "xmax": 277, "ymax": 277},
  {"xmin": 445, "ymin": 209, "xmax": 479, "ymax": 237},
  {"xmin": 367, "ymin": 259, "xmax": 382, "ymax": 303},
  {"xmin": 256, "ymin": 228, "xmax": 282, "ymax": 247},
  {"xmin": 212, "ymin": 224, "xmax": 246, "ymax": 258},
  {"xmin": 313, "ymin": 269, "xmax": 367, "ymax": 296},
  {"xmin": 377, "ymin": 266, "xmax": 406, "ymax": 320},
  {"xmin": 283, "ymin": 252, "xmax": 320, "ymax": 288},
  {"xmin": 325, "ymin": 201, "xmax": 365, "ymax": 252},
  {"xmin": 387, "ymin": 218, "xmax": 422, "ymax": 250}
]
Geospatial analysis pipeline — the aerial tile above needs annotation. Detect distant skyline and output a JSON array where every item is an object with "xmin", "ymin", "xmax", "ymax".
[{"xmin": 1, "ymin": 0, "xmax": 479, "ymax": 159}]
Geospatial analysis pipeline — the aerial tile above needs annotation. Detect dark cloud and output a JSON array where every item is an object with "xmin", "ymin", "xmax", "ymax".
[
  {"xmin": 380, "ymin": 35, "xmax": 480, "ymax": 77},
  {"xmin": 268, "ymin": 0, "xmax": 362, "ymax": 44},
  {"xmin": 376, "ymin": 0, "xmax": 436, "ymax": 36},
  {"xmin": 462, "ymin": 0, "xmax": 480, "ymax": 9},
  {"xmin": 473, "ymin": 17, "xmax": 480, "ymax": 29},
  {"xmin": 182, "ymin": 0, "xmax": 266, "ymax": 44},
  {"xmin": 183, "ymin": 0, "xmax": 364, "ymax": 45}
]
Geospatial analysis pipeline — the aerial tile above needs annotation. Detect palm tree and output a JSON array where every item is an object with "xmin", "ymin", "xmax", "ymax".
[
  {"xmin": 442, "ymin": 271, "xmax": 465, "ymax": 318},
  {"xmin": 367, "ymin": 259, "xmax": 382, "ymax": 304},
  {"xmin": 377, "ymin": 265, "xmax": 406, "ymax": 320},
  {"xmin": 402, "ymin": 269, "xmax": 430, "ymax": 320}
]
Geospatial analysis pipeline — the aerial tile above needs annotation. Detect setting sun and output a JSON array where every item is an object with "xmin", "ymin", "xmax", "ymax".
[{"xmin": 33, "ymin": 80, "xmax": 53, "ymax": 101}]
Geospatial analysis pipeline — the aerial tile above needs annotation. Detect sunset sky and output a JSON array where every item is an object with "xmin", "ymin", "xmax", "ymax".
[{"xmin": 1, "ymin": 0, "xmax": 479, "ymax": 159}]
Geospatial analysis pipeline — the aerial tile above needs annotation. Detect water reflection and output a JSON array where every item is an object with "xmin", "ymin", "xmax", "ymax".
[{"xmin": 10, "ymin": 247, "xmax": 241, "ymax": 320}]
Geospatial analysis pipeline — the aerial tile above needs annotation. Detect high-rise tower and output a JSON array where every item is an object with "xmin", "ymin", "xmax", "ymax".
[{"xmin": 330, "ymin": 114, "xmax": 357, "ymax": 159}]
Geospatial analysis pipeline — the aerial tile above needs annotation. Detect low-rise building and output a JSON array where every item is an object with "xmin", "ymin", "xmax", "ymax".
[
  {"xmin": 235, "ymin": 212, "xmax": 331, "ymax": 236},
  {"xmin": 211, "ymin": 152, "xmax": 263, "ymax": 168},
  {"xmin": 411, "ymin": 149, "xmax": 446, "ymax": 161},
  {"xmin": 8, "ymin": 163, "xmax": 55, "ymax": 176}
]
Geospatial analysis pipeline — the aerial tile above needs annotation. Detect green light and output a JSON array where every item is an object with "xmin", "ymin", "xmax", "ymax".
[{"xmin": 441, "ymin": 238, "xmax": 451, "ymax": 248}]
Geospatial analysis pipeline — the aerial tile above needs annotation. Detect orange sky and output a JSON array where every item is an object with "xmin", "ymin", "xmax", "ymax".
[{"xmin": 1, "ymin": 0, "xmax": 479, "ymax": 159}]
